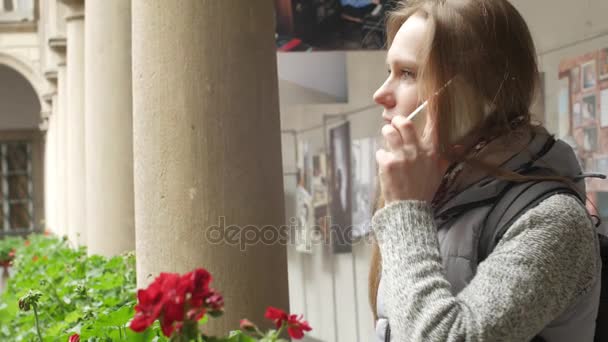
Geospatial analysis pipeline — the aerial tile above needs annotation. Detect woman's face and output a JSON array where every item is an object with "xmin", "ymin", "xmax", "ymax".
[{"xmin": 373, "ymin": 14, "xmax": 428, "ymax": 125}]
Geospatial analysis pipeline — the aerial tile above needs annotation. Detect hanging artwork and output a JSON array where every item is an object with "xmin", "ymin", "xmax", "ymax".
[
  {"xmin": 582, "ymin": 60, "xmax": 597, "ymax": 91},
  {"xmin": 351, "ymin": 137, "xmax": 378, "ymax": 238},
  {"xmin": 600, "ymin": 48, "xmax": 608, "ymax": 81},
  {"xmin": 295, "ymin": 140, "xmax": 314, "ymax": 254},
  {"xmin": 310, "ymin": 153, "xmax": 330, "ymax": 249},
  {"xmin": 312, "ymin": 153, "xmax": 329, "ymax": 207},
  {"xmin": 329, "ymin": 121, "xmax": 352, "ymax": 253},
  {"xmin": 558, "ymin": 77, "xmax": 570, "ymax": 136},
  {"xmin": 601, "ymin": 89, "xmax": 608, "ymax": 128}
]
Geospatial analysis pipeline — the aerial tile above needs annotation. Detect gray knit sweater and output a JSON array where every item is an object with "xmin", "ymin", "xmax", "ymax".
[{"xmin": 372, "ymin": 194, "xmax": 601, "ymax": 341}]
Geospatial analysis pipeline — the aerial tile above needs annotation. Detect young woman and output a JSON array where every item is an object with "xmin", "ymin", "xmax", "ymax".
[{"xmin": 368, "ymin": 0, "xmax": 602, "ymax": 341}]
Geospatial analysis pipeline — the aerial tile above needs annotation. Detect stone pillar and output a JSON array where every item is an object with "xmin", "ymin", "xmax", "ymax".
[
  {"xmin": 48, "ymin": 95, "xmax": 60, "ymax": 235},
  {"xmin": 56, "ymin": 65, "xmax": 68, "ymax": 238},
  {"xmin": 132, "ymin": 0, "xmax": 289, "ymax": 334},
  {"xmin": 64, "ymin": 5, "xmax": 86, "ymax": 246},
  {"xmin": 84, "ymin": 0, "xmax": 135, "ymax": 256},
  {"xmin": 43, "ymin": 105, "xmax": 54, "ymax": 233}
]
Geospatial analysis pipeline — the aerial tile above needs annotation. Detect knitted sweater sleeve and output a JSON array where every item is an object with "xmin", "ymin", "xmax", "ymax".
[{"xmin": 371, "ymin": 194, "xmax": 599, "ymax": 341}]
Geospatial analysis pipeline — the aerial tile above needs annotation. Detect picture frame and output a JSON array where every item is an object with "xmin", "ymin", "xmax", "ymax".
[
  {"xmin": 570, "ymin": 66, "xmax": 581, "ymax": 95},
  {"xmin": 599, "ymin": 48, "xmax": 608, "ymax": 81},
  {"xmin": 572, "ymin": 101, "xmax": 582, "ymax": 128},
  {"xmin": 583, "ymin": 125, "xmax": 598, "ymax": 152},
  {"xmin": 581, "ymin": 94, "xmax": 597, "ymax": 126},
  {"xmin": 582, "ymin": 60, "xmax": 597, "ymax": 91},
  {"xmin": 601, "ymin": 89, "xmax": 608, "ymax": 127}
]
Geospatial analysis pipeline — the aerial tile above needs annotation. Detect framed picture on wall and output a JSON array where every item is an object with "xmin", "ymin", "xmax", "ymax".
[
  {"xmin": 329, "ymin": 121, "xmax": 352, "ymax": 254},
  {"xmin": 558, "ymin": 77, "xmax": 570, "ymax": 136},
  {"xmin": 312, "ymin": 153, "xmax": 328, "ymax": 207},
  {"xmin": 583, "ymin": 126, "xmax": 598, "ymax": 152},
  {"xmin": 581, "ymin": 94, "xmax": 597, "ymax": 125},
  {"xmin": 600, "ymin": 48, "xmax": 608, "ymax": 81},
  {"xmin": 573, "ymin": 101, "xmax": 582, "ymax": 128},
  {"xmin": 601, "ymin": 89, "xmax": 608, "ymax": 127},
  {"xmin": 570, "ymin": 66, "xmax": 581, "ymax": 95},
  {"xmin": 582, "ymin": 60, "xmax": 597, "ymax": 91},
  {"xmin": 351, "ymin": 137, "xmax": 378, "ymax": 238}
]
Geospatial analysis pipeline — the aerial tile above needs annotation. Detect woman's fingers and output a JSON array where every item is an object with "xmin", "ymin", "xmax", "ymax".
[
  {"xmin": 381, "ymin": 124, "xmax": 403, "ymax": 151},
  {"xmin": 391, "ymin": 115, "xmax": 420, "ymax": 147}
]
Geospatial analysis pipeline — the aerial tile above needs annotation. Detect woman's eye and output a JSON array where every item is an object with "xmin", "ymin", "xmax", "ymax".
[{"xmin": 401, "ymin": 70, "xmax": 416, "ymax": 80}]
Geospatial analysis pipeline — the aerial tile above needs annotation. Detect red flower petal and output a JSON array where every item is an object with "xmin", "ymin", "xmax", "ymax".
[
  {"xmin": 286, "ymin": 314, "xmax": 312, "ymax": 339},
  {"xmin": 288, "ymin": 326, "xmax": 306, "ymax": 339},
  {"xmin": 68, "ymin": 333, "xmax": 80, "ymax": 342},
  {"xmin": 130, "ymin": 313, "xmax": 155, "ymax": 332},
  {"xmin": 204, "ymin": 290, "xmax": 224, "ymax": 311},
  {"xmin": 160, "ymin": 313, "xmax": 177, "ymax": 337},
  {"xmin": 265, "ymin": 306, "xmax": 288, "ymax": 329},
  {"xmin": 187, "ymin": 307, "xmax": 206, "ymax": 321},
  {"xmin": 164, "ymin": 301, "xmax": 184, "ymax": 323}
]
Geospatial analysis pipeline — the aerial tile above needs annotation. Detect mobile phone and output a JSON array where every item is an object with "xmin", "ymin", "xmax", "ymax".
[{"xmin": 405, "ymin": 100, "xmax": 428, "ymax": 137}]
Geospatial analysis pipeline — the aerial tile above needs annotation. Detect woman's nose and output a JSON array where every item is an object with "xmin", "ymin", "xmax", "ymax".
[{"xmin": 373, "ymin": 83, "xmax": 395, "ymax": 109}]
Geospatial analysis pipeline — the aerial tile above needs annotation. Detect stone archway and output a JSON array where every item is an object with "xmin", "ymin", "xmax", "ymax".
[
  {"xmin": 0, "ymin": 51, "xmax": 48, "ymax": 118},
  {"xmin": 0, "ymin": 51, "xmax": 46, "ymax": 235}
]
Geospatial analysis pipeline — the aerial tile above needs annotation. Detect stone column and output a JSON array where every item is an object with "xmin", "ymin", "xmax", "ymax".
[
  {"xmin": 56, "ymin": 65, "xmax": 68, "ymax": 238},
  {"xmin": 42, "ymin": 102, "xmax": 54, "ymax": 233},
  {"xmin": 84, "ymin": 0, "xmax": 135, "ymax": 256},
  {"xmin": 64, "ymin": 4, "xmax": 86, "ymax": 246},
  {"xmin": 48, "ymin": 94, "xmax": 60, "ymax": 235},
  {"xmin": 132, "ymin": 0, "xmax": 289, "ymax": 334},
  {"xmin": 49, "ymin": 105, "xmax": 58, "ymax": 234}
]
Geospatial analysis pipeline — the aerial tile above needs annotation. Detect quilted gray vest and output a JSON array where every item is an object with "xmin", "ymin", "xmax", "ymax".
[{"xmin": 375, "ymin": 130, "xmax": 602, "ymax": 342}]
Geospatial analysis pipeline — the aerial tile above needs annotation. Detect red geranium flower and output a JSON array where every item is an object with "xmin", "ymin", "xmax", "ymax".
[
  {"xmin": 286, "ymin": 314, "xmax": 312, "ymax": 339},
  {"xmin": 183, "ymin": 268, "xmax": 212, "ymax": 307},
  {"xmin": 265, "ymin": 306, "xmax": 289, "ymax": 329},
  {"xmin": 130, "ymin": 269, "xmax": 312, "ymax": 340},
  {"xmin": 68, "ymin": 333, "xmax": 80, "ymax": 342},
  {"xmin": 264, "ymin": 307, "xmax": 312, "ymax": 339},
  {"xmin": 130, "ymin": 275, "xmax": 166, "ymax": 332},
  {"xmin": 204, "ymin": 288, "xmax": 224, "ymax": 314},
  {"xmin": 130, "ymin": 269, "xmax": 217, "ymax": 337}
]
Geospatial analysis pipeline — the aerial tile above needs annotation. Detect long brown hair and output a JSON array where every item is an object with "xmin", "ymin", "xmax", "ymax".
[{"xmin": 369, "ymin": 0, "xmax": 553, "ymax": 321}]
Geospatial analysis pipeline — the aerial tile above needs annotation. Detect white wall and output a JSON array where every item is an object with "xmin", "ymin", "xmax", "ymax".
[
  {"xmin": 277, "ymin": 51, "xmax": 348, "ymax": 103},
  {"xmin": 280, "ymin": 1, "xmax": 608, "ymax": 341}
]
